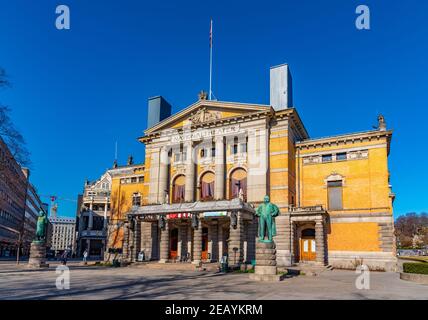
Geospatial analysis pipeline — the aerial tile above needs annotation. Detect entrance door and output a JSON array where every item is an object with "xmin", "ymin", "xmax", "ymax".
[
  {"xmin": 170, "ymin": 229, "xmax": 178, "ymax": 260},
  {"xmin": 300, "ymin": 228, "xmax": 316, "ymax": 262},
  {"xmin": 201, "ymin": 227, "xmax": 208, "ymax": 260}
]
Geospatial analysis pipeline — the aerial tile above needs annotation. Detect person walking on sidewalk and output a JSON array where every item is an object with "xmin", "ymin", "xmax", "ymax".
[{"xmin": 83, "ymin": 249, "xmax": 88, "ymax": 265}]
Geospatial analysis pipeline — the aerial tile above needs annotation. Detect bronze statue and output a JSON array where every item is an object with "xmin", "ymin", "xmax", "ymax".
[
  {"xmin": 255, "ymin": 195, "xmax": 279, "ymax": 242},
  {"xmin": 35, "ymin": 210, "xmax": 48, "ymax": 242}
]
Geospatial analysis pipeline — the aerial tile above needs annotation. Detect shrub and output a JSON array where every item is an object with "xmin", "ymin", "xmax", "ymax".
[{"xmin": 403, "ymin": 263, "xmax": 428, "ymax": 275}]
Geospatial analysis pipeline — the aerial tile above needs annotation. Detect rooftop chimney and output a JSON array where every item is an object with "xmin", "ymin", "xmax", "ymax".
[
  {"xmin": 270, "ymin": 64, "xmax": 293, "ymax": 110},
  {"xmin": 147, "ymin": 96, "xmax": 172, "ymax": 129}
]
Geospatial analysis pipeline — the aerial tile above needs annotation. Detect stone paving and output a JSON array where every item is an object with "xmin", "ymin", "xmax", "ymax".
[{"xmin": 0, "ymin": 262, "xmax": 427, "ymax": 300}]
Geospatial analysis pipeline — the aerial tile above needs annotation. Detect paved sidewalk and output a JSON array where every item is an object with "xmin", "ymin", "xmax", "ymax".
[{"xmin": 0, "ymin": 264, "xmax": 426, "ymax": 300}]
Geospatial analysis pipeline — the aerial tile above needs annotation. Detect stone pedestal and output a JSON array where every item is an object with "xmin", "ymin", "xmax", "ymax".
[
  {"xmin": 275, "ymin": 215, "xmax": 293, "ymax": 267},
  {"xmin": 28, "ymin": 241, "xmax": 49, "ymax": 268},
  {"xmin": 249, "ymin": 241, "xmax": 284, "ymax": 281}
]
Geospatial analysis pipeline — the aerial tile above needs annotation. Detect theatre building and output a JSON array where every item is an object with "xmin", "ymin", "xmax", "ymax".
[{"xmin": 119, "ymin": 64, "xmax": 396, "ymax": 271}]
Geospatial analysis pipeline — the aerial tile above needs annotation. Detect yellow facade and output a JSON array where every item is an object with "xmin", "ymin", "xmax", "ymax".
[
  {"xmin": 295, "ymin": 131, "xmax": 394, "ymax": 256},
  {"xmin": 298, "ymin": 139, "xmax": 391, "ymax": 213},
  {"xmin": 112, "ymin": 97, "xmax": 395, "ymax": 270},
  {"xmin": 107, "ymin": 165, "xmax": 146, "ymax": 249}
]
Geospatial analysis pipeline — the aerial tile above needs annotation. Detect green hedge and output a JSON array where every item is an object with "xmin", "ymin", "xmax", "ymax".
[{"xmin": 403, "ymin": 263, "xmax": 428, "ymax": 275}]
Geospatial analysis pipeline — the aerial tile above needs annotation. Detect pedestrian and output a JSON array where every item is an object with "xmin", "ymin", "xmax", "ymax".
[
  {"xmin": 83, "ymin": 249, "xmax": 88, "ymax": 265},
  {"xmin": 61, "ymin": 250, "xmax": 68, "ymax": 265}
]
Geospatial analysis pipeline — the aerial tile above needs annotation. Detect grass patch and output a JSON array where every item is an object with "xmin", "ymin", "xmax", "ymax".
[
  {"xmin": 89, "ymin": 262, "xmax": 114, "ymax": 267},
  {"xmin": 400, "ymin": 256, "xmax": 428, "ymax": 263},
  {"xmin": 403, "ymin": 262, "xmax": 428, "ymax": 275},
  {"xmin": 234, "ymin": 269, "xmax": 255, "ymax": 273}
]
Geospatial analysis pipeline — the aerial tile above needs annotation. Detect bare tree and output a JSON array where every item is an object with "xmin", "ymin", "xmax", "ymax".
[
  {"xmin": 395, "ymin": 212, "xmax": 428, "ymax": 248},
  {"xmin": 0, "ymin": 68, "xmax": 31, "ymax": 167}
]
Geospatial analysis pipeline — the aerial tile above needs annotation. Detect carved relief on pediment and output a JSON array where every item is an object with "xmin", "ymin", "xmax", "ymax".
[{"xmin": 189, "ymin": 108, "xmax": 221, "ymax": 125}]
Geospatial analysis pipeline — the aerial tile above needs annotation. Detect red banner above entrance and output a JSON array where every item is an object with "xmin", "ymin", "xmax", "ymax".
[{"xmin": 167, "ymin": 213, "xmax": 191, "ymax": 219}]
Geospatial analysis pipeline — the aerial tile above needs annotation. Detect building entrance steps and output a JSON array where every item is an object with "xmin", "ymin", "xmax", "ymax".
[
  {"xmin": 131, "ymin": 261, "xmax": 220, "ymax": 272},
  {"xmin": 283, "ymin": 263, "xmax": 334, "ymax": 277}
]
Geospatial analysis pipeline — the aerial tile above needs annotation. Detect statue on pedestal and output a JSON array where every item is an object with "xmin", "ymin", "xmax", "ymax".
[
  {"xmin": 28, "ymin": 210, "xmax": 49, "ymax": 268},
  {"xmin": 255, "ymin": 195, "xmax": 279, "ymax": 242},
  {"xmin": 35, "ymin": 210, "xmax": 48, "ymax": 243},
  {"xmin": 250, "ymin": 196, "xmax": 284, "ymax": 282}
]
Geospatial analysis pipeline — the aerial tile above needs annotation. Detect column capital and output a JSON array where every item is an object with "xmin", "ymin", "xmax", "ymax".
[
  {"xmin": 315, "ymin": 220, "xmax": 324, "ymax": 226},
  {"xmin": 215, "ymin": 135, "xmax": 224, "ymax": 143}
]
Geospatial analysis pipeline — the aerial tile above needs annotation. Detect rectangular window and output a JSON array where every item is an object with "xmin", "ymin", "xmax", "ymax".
[
  {"xmin": 327, "ymin": 181, "xmax": 343, "ymax": 210},
  {"xmin": 336, "ymin": 153, "xmax": 347, "ymax": 161},
  {"xmin": 240, "ymin": 143, "xmax": 247, "ymax": 153},
  {"xmin": 211, "ymin": 147, "xmax": 216, "ymax": 158},
  {"xmin": 131, "ymin": 177, "xmax": 137, "ymax": 183},
  {"xmin": 322, "ymin": 154, "xmax": 332, "ymax": 163},
  {"xmin": 132, "ymin": 195, "xmax": 141, "ymax": 206},
  {"xmin": 200, "ymin": 149, "xmax": 206, "ymax": 158}
]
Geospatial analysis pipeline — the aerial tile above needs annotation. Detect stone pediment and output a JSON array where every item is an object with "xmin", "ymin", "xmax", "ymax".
[{"xmin": 144, "ymin": 100, "xmax": 270, "ymax": 135}]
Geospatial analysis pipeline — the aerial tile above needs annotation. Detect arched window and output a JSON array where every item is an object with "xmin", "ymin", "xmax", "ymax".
[
  {"xmin": 172, "ymin": 175, "xmax": 186, "ymax": 203},
  {"xmin": 200, "ymin": 172, "xmax": 215, "ymax": 201},
  {"xmin": 229, "ymin": 168, "xmax": 247, "ymax": 200}
]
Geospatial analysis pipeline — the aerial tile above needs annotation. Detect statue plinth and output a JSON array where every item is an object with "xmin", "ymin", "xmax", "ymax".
[
  {"xmin": 27, "ymin": 241, "xmax": 49, "ymax": 268},
  {"xmin": 249, "ymin": 241, "xmax": 284, "ymax": 282}
]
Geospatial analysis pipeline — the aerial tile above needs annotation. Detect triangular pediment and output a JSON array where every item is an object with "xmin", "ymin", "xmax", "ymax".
[{"xmin": 145, "ymin": 100, "xmax": 270, "ymax": 135}]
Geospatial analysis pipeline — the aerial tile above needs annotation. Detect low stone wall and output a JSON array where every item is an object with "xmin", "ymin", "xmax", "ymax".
[
  {"xmin": 328, "ymin": 251, "xmax": 397, "ymax": 272},
  {"xmin": 400, "ymin": 272, "xmax": 428, "ymax": 285}
]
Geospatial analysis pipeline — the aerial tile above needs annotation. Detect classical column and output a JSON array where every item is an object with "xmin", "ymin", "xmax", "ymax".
[
  {"xmin": 132, "ymin": 220, "xmax": 141, "ymax": 262},
  {"xmin": 122, "ymin": 222, "xmax": 130, "ymax": 261},
  {"xmin": 178, "ymin": 224, "xmax": 187, "ymax": 261},
  {"xmin": 185, "ymin": 142, "xmax": 195, "ymax": 202},
  {"xmin": 208, "ymin": 221, "xmax": 218, "ymax": 262},
  {"xmin": 103, "ymin": 201, "xmax": 108, "ymax": 229},
  {"xmin": 141, "ymin": 222, "xmax": 153, "ymax": 260},
  {"xmin": 88, "ymin": 212, "xmax": 93, "ymax": 230},
  {"xmin": 218, "ymin": 224, "xmax": 224, "ymax": 259},
  {"xmin": 192, "ymin": 224, "xmax": 202, "ymax": 264},
  {"xmin": 247, "ymin": 128, "xmax": 268, "ymax": 202},
  {"xmin": 158, "ymin": 146, "xmax": 169, "ymax": 204},
  {"xmin": 159, "ymin": 220, "xmax": 170, "ymax": 263},
  {"xmin": 315, "ymin": 220, "xmax": 326, "ymax": 265},
  {"xmin": 86, "ymin": 239, "xmax": 91, "ymax": 257},
  {"xmin": 214, "ymin": 136, "xmax": 225, "ymax": 200},
  {"xmin": 187, "ymin": 225, "xmax": 192, "ymax": 260},
  {"xmin": 148, "ymin": 148, "xmax": 161, "ymax": 204},
  {"xmin": 228, "ymin": 212, "xmax": 244, "ymax": 267}
]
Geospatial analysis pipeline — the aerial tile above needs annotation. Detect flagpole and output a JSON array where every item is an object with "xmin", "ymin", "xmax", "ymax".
[{"xmin": 209, "ymin": 19, "xmax": 213, "ymax": 101}]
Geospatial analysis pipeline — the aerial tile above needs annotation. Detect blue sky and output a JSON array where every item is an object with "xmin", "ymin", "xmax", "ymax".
[{"xmin": 0, "ymin": 0, "xmax": 427, "ymax": 218}]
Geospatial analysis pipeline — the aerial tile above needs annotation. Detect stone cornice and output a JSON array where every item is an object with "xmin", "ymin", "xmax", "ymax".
[
  {"xmin": 296, "ymin": 129, "xmax": 393, "ymax": 153},
  {"xmin": 129, "ymin": 198, "xmax": 255, "ymax": 216},
  {"xmin": 274, "ymin": 108, "xmax": 309, "ymax": 140}
]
